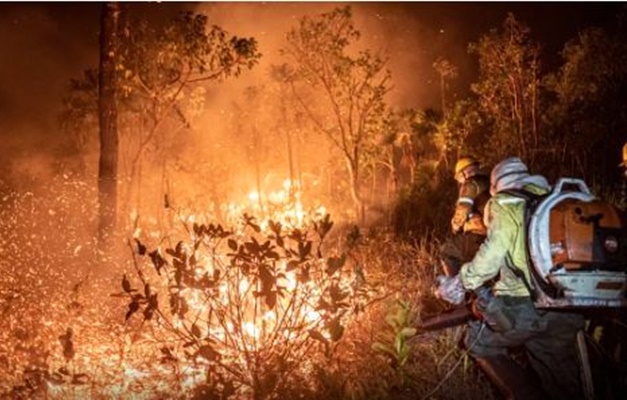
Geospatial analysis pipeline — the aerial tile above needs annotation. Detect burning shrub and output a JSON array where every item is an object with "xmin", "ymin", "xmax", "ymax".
[
  {"xmin": 0, "ymin": 175, "xmax": 492, "ymax": 399},
  {"xmin": 120, "ymin": 212, "xmax": 377, "ymax": 398}
]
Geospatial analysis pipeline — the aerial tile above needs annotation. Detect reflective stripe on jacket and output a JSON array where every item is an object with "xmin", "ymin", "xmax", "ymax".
[
  {"xmin": 451, "ymin": 174, "xmax": 490, "ymax": 234},
  {"xmin": 459, "ymin": 184, "xmax": 548, "ymax": 297}
]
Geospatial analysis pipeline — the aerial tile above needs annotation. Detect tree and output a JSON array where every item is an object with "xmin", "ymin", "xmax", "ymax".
[
  {"xmin": 240, "ymin": 85, "xmax": 276, "ymax": 213},
  {"xmin": 116, "ymin": 10, "xmax": 259, "ymax": 225},
  {"xmin": 544, "ymin": 25, "xmax": 627, "ymax": 188},
  {"xmin": 269, "ymin": 64, "xmax": 299, "ymax": 200},
  {"xmin": 433, "ymin": 58, "xmax": 458, "ymax": 117},
  {"xmin": 61, "ymin": 9, "xmax": 260, "ymax": 230},
  {"xmin": 385, "ymin": 108, "xmax": 443, "ymax": 192},
  {"xmin": 469, "ymin": 13, "xmax": 541, "ymax": 163},
  {"xmin": 282, "ymin": 6, "xmax": 392, "ymax": 222},
  {"xmin": 97, "ymin": 2, "xmax": 120, "ymax": 242}
]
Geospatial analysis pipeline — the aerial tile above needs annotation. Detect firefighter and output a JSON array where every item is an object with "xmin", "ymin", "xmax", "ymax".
[
  {"xmin": 439, "ymin": 156, "xmax": 490, "ymax": 276},
  {"xmin": 436, "ymin": 157, "xmax": 585, "ymax": 400}
]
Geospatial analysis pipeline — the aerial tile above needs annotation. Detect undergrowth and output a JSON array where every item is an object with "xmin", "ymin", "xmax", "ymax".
[{"xmin": 0, "ymin": 177, "xmax": 494, "ymax": 399}]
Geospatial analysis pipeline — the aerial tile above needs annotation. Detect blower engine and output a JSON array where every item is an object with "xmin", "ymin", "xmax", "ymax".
[{"xmin": 528, "ymin": 178, "xmax": 627, "ymax": 308}]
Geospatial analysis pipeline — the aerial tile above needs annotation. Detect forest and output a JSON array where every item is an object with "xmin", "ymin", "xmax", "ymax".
[{"xmin": 0, "ymin": 3, "xmax": 625, "ymax": 399}]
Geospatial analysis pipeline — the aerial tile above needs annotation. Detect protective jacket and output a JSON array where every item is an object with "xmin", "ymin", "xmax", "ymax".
[
  {"xmin": 459, "ymin": 183, "xmax": 548, "ymax": 297},
  {"xmin": 451, "ymin": 174, "xmax": 490, "ymax": 235},
  {"xmin": 455, "ymin": 161, "xmax": 584, "ymax": 400}
]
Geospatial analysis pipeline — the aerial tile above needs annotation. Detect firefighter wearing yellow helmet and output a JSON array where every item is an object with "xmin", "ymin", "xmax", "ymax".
[
  {"xmin": 437, "ymin": 157, "xmax": 585, "ymax": 400},
  {"xmin": 439, "ymin": 156, "xmax": 490, "ymax": 276},
  {"xmin": 452, "ymin": 156, "xmax": 490, "ymax": 234}
]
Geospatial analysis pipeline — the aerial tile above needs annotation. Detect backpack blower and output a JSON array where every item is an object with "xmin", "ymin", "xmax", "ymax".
[{"xmin": 526, "ymin": 178, "xmax": 627, "ymax": 309}]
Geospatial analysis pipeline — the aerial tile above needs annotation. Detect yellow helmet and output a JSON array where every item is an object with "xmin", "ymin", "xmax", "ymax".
[{"xmin": 454, "ymin": 156, "xmax": 479, "ymax": 177}]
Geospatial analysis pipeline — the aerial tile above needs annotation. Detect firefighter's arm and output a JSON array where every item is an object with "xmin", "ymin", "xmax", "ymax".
[
  {"xmin": 451, "ymin": 201, "xmax": 473, "ymax": 233},
  {"xmin": 459, "ymin": 200, "xmax": 515, "ymax": 290},
  {"xmin": 451, "ymin": 181, "xmax": 481, "ymax": 233}
]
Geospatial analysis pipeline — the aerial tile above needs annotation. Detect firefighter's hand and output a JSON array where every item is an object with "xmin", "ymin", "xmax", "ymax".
[
  {"xmin": 434, "ymin": 275, "xmax": 465, "ymax": 305},
  {"xmin": 451, "ymin": 204, "xmax": 471, "ymax": 233},
  {"xmin": 451, "ymin": 218, "xmax": 463, "ymax": 234}
]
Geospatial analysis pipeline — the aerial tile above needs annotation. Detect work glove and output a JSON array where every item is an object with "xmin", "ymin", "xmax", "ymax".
[
  {"xmin": 451, "ymin": 217, "xmax": 463, "ymax": 234},
  {"xmin": 434, "ymin": 275, "xmax": 465, "ymax": 305}
]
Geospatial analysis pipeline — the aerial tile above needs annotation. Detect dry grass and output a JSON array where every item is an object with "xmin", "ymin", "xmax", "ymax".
[{"xmin": 0, "ymin": 178, "xmax": 495, "ymax": 399}]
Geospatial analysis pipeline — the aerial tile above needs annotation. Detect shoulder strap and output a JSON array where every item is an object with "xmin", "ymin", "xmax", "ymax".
[
  {"xmin": 463, "ymin": 175, "xmax": 491, "ymax": 217},
  {"xmin": 499, "ymin": 188, "xmax": 542, "ymax": 209},
  {"xmin": 497, "ymin": 188, "xmax": 558, "ymax": 301}
]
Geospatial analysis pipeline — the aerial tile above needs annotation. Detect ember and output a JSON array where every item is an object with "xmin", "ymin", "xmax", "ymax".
[{"xmin": 2, "ymin": 2, "xmax": 625, "ymax": 399}]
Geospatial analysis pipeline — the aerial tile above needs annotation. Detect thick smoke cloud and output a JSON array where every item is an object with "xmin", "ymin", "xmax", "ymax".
[
  {"xmin": 0, "ymin": 4, "xmax": 99, "ymax": 143},
  {"xmin": 195, "ymin": 2, "xmax": 448, "ymax": 111},
  {"xmin": 0, "ymin": 4, "xmax": 99, "ymax": 188},
  {"xmin": 182, "ymin": 3, "xmax": 457, "ymax": 210},
  {"xmin": 0, "ymin": 2, "xmax": 621, "ymax": 190}
]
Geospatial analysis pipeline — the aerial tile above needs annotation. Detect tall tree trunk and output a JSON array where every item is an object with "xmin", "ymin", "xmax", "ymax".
[
  {"xmin": 345, "ymin": 157, "xmax": 364, "ymax": 223},
  {"xmin": 98, "ymin": 2, "xmax": 120, "ymax": 243},
  {"xmin": 252, "ymin": 126, "xmax": 264, "ymax": 213},
  {"xmin": 281, "ymin": 92, "xmax": 296, "ymax": 199}
]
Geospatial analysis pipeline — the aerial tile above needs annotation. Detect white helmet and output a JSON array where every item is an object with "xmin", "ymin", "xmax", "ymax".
[{"xmin": 490, "ymin": 157, "xmax": 529, "ymax": 195}]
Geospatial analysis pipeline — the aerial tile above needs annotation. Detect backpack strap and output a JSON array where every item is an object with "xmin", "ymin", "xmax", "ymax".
[{"xmin": 498, "ymin": 188, "xmax": 559, "ymax": 301}]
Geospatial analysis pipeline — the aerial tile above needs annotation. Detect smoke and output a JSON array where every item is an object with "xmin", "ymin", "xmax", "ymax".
[
  {"xmin": 0, "ymin": 3, "xmax": 510, "ymax": 191},
  {"xmin": 166, "ymin": 3, "xmax": 484, "ymax": 220},
  {"xmin": 179, "ymin": 3, "xmax": 453, "ymax": 209},
  {"xmin": 0, "ymin": 3, "xmax": 99, "ymax": 188},
  {"xmin": 0, "ymin": 2, "xmax": 619, "ymax": 195},
  {"xmin": 193, "ymin": 2, "xmax": 452, "ymax": 110},
  {"xmin": 0, "ymin": 4, "xmax": 98, "ymax": 132}
]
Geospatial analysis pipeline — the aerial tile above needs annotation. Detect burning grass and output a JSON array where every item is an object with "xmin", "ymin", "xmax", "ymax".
[{"xmin": 0, "ymin": 176, "xmax": 494, "ymax": 399}]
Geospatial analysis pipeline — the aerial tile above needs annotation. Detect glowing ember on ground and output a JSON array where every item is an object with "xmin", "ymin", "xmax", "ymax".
[{"xmin": 0, "ymin": 174, "xmax": 379, "ymax": 399}]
